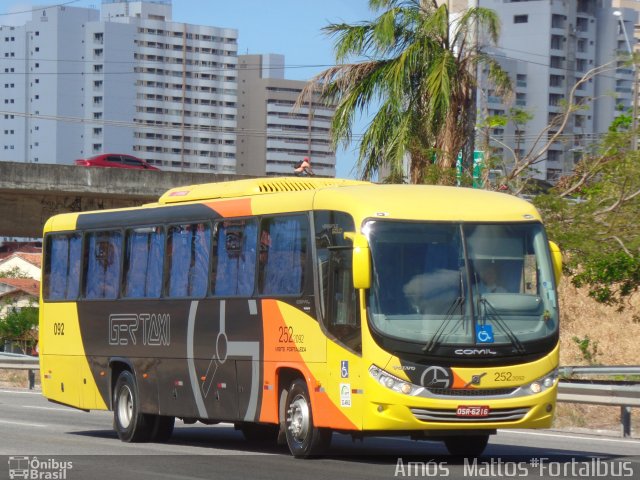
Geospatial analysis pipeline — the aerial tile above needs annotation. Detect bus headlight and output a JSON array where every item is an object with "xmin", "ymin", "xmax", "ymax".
[
  {"xmin": 526, "ymin": 369, "xmax": 558, "ymax": 395},
  {"xmin": 369, "ymin": 365, "xmax": 423, "ymax": 396}
]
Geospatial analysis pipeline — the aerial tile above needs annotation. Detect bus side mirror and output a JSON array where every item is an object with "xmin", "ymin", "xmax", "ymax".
[
  {"xmin": 548, "ymin": 240, "xmax": 562, "ymax": 285},
  {"xmin": 344, "ymin": 232, "xmax": 371, "ymax": 290}
]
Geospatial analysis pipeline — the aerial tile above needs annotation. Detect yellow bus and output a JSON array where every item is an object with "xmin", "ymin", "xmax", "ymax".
[{"xmin": 39, "ymin": 177, "xmax": 562, "ymax": 458}]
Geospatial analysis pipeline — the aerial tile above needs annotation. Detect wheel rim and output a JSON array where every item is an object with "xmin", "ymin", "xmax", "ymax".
[
  {"xmin": 287, "ymin": 394, "xmax": 310, "ymax": 443},
  {"xmin": 117, "ymin": 385, "xmax": 134, "ymax": 429}
]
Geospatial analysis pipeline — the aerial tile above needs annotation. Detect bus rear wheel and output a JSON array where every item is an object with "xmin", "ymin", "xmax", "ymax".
[
  {"xmin": 113, "ymin": 370, "xmax": 153, "ymax": 442},
  {"xmin": 443, "ymin": 434, "xmax": 489, "ymax": 457},
  {"xmin": 284, "ymin": 379, "xmax": 331, "ymax": 458}
]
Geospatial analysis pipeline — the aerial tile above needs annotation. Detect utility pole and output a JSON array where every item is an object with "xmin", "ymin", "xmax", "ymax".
[
  {"xmin": 463, "ymin": 0, "xmax": 479, "ymax": 185},
  {"xmin": 614, "ymin": 10, "xmax": 637, "ymax": 150},
  {"xmin": 633, "ymin": 64, "xmax": 638, "ymax": 151}
]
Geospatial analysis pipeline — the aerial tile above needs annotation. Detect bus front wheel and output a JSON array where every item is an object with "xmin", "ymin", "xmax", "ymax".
[
  {"xmin": 284, "ymin": 379, "xmax": 331, "ymax": 458},
  {"xmin": 443, "ymin": 434, "xmax": 489, "ymax": 457},
  {"xmin": 113, "ymin": 370, "xmax": 153, "ymax": 442}
]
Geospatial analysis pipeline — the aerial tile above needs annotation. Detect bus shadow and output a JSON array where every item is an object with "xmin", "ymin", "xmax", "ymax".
[
  {"xmin": 69, "ymin": 424, "xmax": 290, "ymax": 455},
  {"xmin": 69, "ymin": 425, "xmax": 632, "ymax": 464},
  {"xmin": 319, "ymin": 434, "xmax": 634, "ymax": 467}
]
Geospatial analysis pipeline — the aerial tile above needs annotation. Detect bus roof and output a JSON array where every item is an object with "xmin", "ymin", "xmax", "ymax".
[
  {"xmin": 312, "ymin": 183, "xmax": 542, "ymax": 223},
  {"xmin": 159, "ymin": 177, "xmax": 367, "ymax": 204},
  {"xmin": 158, "ymin": 177, "xmax": 541, "ymax": 222},
  {"xmin": 43, "ymin": 178, "xmax": 542, "ymax": 234}
]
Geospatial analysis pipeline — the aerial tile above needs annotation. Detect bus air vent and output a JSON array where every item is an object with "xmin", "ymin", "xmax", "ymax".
[{"xmin": 159, "ymin": 177, "xmax": 367, "ymax": 204}]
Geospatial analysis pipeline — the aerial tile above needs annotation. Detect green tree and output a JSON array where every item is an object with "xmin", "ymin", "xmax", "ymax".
[
  {"xmin": 534, "ymin": 108, "xmax": 640, "ymax": 309},
  {"xmin": 0, "ymin": 302, "xmax": 39, "ymax": 354},
  {"xmin": 0, "ymin": 266, "xmax": 31, "ymax": 279},
  {"xmin": 478, "ymin": 62, "xmax": 616, "ymax": 194},
  {"xmin": 301, "ymin": 0, "xmax": 509, "ymax": 184}
]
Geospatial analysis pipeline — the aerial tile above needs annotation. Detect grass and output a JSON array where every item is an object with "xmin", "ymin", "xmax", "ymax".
[
  {"xmin": 558, "ymin": 277, "xmax": 640, "ymax": 367},
  {"xmin": 556, "ymin": 277, "xmax": 640, "ymax": 435}
]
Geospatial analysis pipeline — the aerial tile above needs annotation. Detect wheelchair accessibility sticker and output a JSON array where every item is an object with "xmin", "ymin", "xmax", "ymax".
[
  {"xmin": 475, "ymin": 325, "xmax": 494, "ymax": 343},
  {"xmin": 341, "ymin": 360, "xmax": 349, "ymax": 378}
]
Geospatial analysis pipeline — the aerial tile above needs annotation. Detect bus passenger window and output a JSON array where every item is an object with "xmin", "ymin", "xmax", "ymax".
[
  {"xmin": 211, "ymin": 219, "xmax": 257, "ymax": 296},
  {"xmin": 123, "ymin": 227, "xmax": 164, "ymax": 298},
  {"xmin": 258, "ymin": 215, "xmax": 308, "ymax": 296},
  {"xmin": 84, "ymin": 231, "xmax": 122, "ymax": 299},
  {"xmin": 314, "ymin": 210, "xmax": 361, "ymax": 353},
  {"xmin": 167, "ymin": 223, "xmax": 211, "ymax": 298},
  {"xmin": 45, "ymin": 233, "xmax": 81, "ymax": 300}
]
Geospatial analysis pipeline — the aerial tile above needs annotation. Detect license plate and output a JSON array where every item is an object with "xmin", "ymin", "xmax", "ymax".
[{"xmin": 456, "ymin": 405, "xmax": 490, "ymax": 417}]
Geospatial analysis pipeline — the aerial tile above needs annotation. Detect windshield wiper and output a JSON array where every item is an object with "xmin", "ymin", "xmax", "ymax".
[
  {"xmin": 479, "ymin": 297, "xmax": 526, "ymax": 354},
  {"xmin": 422, "ymin": 296, "xmax": 465, "ymax": 353}
]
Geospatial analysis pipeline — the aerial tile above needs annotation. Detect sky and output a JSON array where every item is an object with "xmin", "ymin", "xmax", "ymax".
[{"xmin": 0, "ymin": 0, "xmax": 378, "ymax": 178}]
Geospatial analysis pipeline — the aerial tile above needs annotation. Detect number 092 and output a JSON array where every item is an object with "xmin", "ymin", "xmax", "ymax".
[{"xmin": 53, "ymin": 323, "xmax": 65, "ymax": 335}]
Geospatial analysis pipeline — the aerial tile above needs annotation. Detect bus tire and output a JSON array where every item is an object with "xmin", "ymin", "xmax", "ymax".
[
  {"xmin": 113, "ymin": 370, "xmax": 153, "ymax": 442},
  {"xmin": 150, "ymin": 415, "xmax": 175, "ymax": 443},
  {"xmin": 284, "ymin": 378, "xmax": 331, "ymax": 458},
  {"xmin": 443, "ymin": 434, "xmax": 489, "ymax": 457}
]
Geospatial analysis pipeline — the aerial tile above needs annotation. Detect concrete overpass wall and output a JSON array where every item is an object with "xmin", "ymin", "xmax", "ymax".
[{"xmin": 0, "ymin": 162, "xmax": 251, "ymax": 237}]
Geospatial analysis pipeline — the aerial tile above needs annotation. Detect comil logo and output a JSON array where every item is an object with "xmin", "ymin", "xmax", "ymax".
[{"xmin": 8, "ymin": 456, "xmax": 73, "ymax": 479}]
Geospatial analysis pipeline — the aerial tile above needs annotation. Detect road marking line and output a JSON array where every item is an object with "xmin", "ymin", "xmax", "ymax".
[
  {"xmin": 0, "ymin": 389, "xmax": 41, "ymax": 395},
  {"xmin": 0, "ymin": 419, "xmax": 46, "ymax": 428},
  {"xmin": 22, "ymin": 405, "xmax": 79, "ymax": 413},
  {"xmin": 502, "ymin": 430, "xmax": 640, "ymax": 444}
]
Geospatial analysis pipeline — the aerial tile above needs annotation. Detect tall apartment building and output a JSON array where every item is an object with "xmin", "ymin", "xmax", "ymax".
[
  {"xmin": 472, "ymin": 0, "xmax": 637, "ymax": 181},
  {"xmin": 237, "ymin": 54, "xmax": 336, "ymax": 177},
  {"xmin": 0, "ymin": 0, "xmax": 238, "ymax": 173}
]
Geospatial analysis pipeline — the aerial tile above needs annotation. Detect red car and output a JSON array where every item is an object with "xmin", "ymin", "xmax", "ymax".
[{"xmin": 75, "ymin": 154, "xmax": 160, "ymax": 170}]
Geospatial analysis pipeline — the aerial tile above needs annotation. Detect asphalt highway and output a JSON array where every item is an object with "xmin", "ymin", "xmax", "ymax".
[{"xmin": 0, "ymin": 388, "xmax": 637, "ymax": 480}]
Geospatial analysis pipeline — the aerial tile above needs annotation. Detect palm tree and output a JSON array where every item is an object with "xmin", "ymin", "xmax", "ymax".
[{"xmin": 300, "ymin": 0, "xmax": 509, "ymax": 184}]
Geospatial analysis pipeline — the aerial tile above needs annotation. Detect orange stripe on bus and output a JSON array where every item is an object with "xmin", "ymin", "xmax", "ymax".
[
  {"xmin": 204, "ymin": 198, "xmax": 252, "ymax": 217},
  {"xmin": 259, "ymin": 299, "xmax": 357, "ymax": 431},
  {"xmin": 451, "ymin": 371, "xmax": 469, "ymax": 389}
]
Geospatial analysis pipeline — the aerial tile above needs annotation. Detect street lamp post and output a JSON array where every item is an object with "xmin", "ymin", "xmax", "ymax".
[{"xmin": 614, "ymin": 10, "xmax": 638, "ymax": 151}]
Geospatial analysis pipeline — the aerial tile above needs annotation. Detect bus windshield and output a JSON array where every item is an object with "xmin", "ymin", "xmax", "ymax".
[{"xmin": 366, "ymin": 221, "xmax": 558, "ymax": 349}]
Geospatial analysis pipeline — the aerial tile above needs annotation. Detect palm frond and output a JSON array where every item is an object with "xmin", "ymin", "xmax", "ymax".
[{"xmin": 311, "ymin": 0, "xmax": 509, "ymax": 183}]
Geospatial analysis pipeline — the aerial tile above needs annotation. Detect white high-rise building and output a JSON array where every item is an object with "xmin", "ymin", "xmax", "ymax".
[
  {"xmin": 474, "ymin": 0, "xmax": 637, "ymax": 182},
  {"xmin": 0, "ymin": 0, "xmax": 238, "ymax": 173}
]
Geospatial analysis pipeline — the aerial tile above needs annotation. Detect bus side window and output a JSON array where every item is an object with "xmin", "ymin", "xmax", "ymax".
[
  {"xmin": 123, "ymin": 227, "xmax": 164, "ymax": 299},
  {"xmin": 146, "ymin": 228, "xmax": 165, "ymax": 297},
  {"xmin": 258, "ymin": 215, "xmax": 308, "ymax": 296},
  {"xmin": 190, "ymin": 223, "xmax": 211, "ymax": 297},
  {"xmin": 211, "ymin": 219, "xmax": 257, "ymax": 297},
  {"xmin": 327, "ymin": 248, "xmax": 361, "ymax": 352},
  {"xmin": 45, "ymin": 233, "xmax": 81, "ymax": 300},
  {"xmin": 167, "ymin": 223, "xmax": 211, "ymax": 298},
  {"xmin": 314, "ymin": 210, "xmax": 361, "ymax": 353},
  {"xmin": 84, "ymin": 231, "xmax": 122, "ymax": 299}
]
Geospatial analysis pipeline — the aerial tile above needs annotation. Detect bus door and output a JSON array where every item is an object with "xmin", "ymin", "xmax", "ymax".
[{"xmin": 321, "ymin": 242, "xmax": 364, "ymax": 428}]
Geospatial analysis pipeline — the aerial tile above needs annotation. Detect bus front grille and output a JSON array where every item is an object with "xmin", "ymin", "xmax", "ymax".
[
  {"xmin": 410, "ymin": 407, "xmax": 530, "ymax": 423},
  {"xmin": 425, "ymin": 387, "xmax": 518, "ymax": 397}
]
